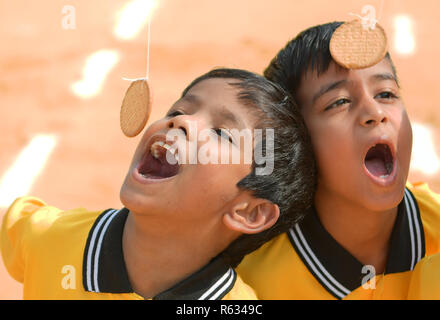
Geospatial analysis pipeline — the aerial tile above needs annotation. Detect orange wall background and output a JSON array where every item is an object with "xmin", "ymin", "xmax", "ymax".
[{"xmin": 0, "ymin": 0, "xmax": 439, "ymax": 299}]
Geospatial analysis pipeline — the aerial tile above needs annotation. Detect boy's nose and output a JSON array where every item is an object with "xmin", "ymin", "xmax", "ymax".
[
  {"xmin": 166, "ymin": 114, "xmax": 203, "ymax": 140},
  {"xmin": 359, "ymin": 98, "xmax": 388, "ymax": 127},
  {"xmin": 167, "ymin": 116, "xmax": 188, "ymax": 137}
]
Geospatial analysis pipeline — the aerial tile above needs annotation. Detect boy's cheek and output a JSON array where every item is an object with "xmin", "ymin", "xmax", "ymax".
[
  {"xmin": 396, "ymin": 111, "xmax": 413, "ymax": 169},
  {"xmin": 397, "ymin": 108, "xmax": 413, "ymax": 143},
  {"xmin": 311, "ymin": 130, "xmax": 356, "ymax": 178},
  {"xmin": 309, "ymin": 123, "xmax": 344, "ymax": 155},
  {"xmin": 140, "ymin": 119, "xmax": 165, "ymax": 141},
  {"xmin": 192, "ymin": 162, "xmax": 251, "ymax": 184},
  {"xmin": 176, "ymin": 167, "xmax": 243, "ymax": 211}
]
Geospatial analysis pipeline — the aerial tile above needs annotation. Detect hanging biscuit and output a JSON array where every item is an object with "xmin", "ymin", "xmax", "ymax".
[
  {"xmin": 120, "ymin": 79, "xmax": 151, "ymax": 137},
  {"xmin": 330, "ymin": 20, "xmax": 388, "ymax": 69}
]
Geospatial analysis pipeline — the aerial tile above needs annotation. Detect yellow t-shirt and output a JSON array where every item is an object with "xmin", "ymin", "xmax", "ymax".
[
  {"xmin": 1, "ymin": 197, "xmax": 257, "ymax": 300},
  {"xmin": 406, "ymin": 252, "xmax": 440, "ymax": 299},
  {"xmin": 237, "ymin": 183, "xmax": 440, "ymax": 300}
]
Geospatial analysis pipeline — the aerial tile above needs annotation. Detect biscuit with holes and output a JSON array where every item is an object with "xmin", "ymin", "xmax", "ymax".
[
  {"xmin": 330, "ymin": 20, "xmax": 388, "ymax": 69},
  {"xmin": 120, "ymin": 79, "xmax": 151, "ymax": 137}
]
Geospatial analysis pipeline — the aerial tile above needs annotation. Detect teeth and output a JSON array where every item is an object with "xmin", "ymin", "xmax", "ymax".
[
  {"xmin": 386, "ymin": 162, "xmax": 393, "ymax": 174},
  {"xmin": 150, "ymin": 141, "xmax": 179, "ymax": 162},
  {"xmin": 151, "ymin": 141, "xmax": 164, "ymax": 159}
]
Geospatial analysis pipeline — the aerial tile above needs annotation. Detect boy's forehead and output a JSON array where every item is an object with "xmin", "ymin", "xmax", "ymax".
[
  {"xmin": 298, "ymin": 58, "xmax": 396, "ymax": 103},
  {"xmin": 304, "ymin": 57, "xmax": 393, "ymax": 82},
  {"xmin": 178, "ymin": 78, "xmax": 252, "ymax": 129},
  {"xmin": 182, "ymin": 78, "xmax": 238, "ymax": 106}
]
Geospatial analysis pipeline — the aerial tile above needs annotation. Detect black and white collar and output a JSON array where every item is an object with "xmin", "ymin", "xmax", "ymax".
[
  {"xmin": 288, "ymin": 187, "xmax": 425, "ymax": 299},
  {"xmin": 82, "ymin": 208, "xmax": 237, "ymax": 300}
]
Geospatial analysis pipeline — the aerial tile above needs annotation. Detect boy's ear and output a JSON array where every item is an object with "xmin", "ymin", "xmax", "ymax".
[{"xmin": 223, "ymin": 197, "xmax": 280, "ymax": 235}]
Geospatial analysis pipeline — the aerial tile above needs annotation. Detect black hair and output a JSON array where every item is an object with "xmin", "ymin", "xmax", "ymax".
[
  {"xmin": 182, "ymin": 68, "xmax": 316, "ymax": 267},
  {"xmin": 264, "ymin": 21, "xmax": 398, "ymax": 103}
]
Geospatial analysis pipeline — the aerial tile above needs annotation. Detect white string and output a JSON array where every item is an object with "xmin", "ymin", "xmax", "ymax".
[
  {"xmin": 146, "ymin": 16, "xmax": 151, "ymax": 80},
  {"xmin": 123, "ymin": 15, "xmax": 152, "ymax": 82}
]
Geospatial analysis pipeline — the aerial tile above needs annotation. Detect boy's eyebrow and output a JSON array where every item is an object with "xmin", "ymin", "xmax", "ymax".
[
  {"xmin": 181, "ymin": 93, "xmax": 202, "ymax": 107},
  {"xmin": 370, "ymin": 73, "xmax": 400, "ymax": 87},
  {"xmin": 214, "ymin": 105, "xmax": 244, "ymax": 129},
  {"xmin": 181, "ymin": 93, "xmax": 244, "ymax": 128},
  {"xmin": 311, "ymin": 73, "xmax": 400, "ymax": 104},
  {"xmin": 312, "ymin": 79, "xmax": 348, "ymax": 104}
]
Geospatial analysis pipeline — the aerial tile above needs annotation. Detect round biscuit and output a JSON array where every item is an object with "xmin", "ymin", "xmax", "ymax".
[
  {"xmin": 120, "ymin": 79, "xmax": 151, "ymax": 137},
  {"xmin": 330, "ymin": 20, "xmax": 388, "ymax": 69}
]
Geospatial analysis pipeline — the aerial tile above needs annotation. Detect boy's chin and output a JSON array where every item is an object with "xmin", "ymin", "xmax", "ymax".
[
  {"xmin": 119, "ymin": 183, "xmax": 136, "ymax": 211},
  {"xmin": 120, "ymin": 181, "xmax": 177, "ymax": 216},
  {"xmin": 119, "ymin": 181, "xmax": 150, "ymax": 213},
  {"xmin": 119, "ymin": 188, "xmax": 155, "ymax": 216},
  {"xmin": 360, "ymin": 186, "xmax": 406, "ymax": 213}
]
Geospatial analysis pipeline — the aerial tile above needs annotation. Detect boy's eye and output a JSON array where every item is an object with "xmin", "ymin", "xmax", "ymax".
[
  {"xmin": 214, "ymin": 128, "xmax": 233, "ymax": 143},
  {"xmin": 167, "ymin": 110, "xmax": 184, "ymax": 117},
  {"xmin": 375, "ymin": 91, "xmax": 398, "ymax": 100},
  {"xmin": 325, "ymin": 98, "xmax": 350, "ymax": 111}
]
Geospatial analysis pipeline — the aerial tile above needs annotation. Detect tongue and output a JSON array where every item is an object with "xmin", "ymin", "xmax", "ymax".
[
  {"xmin": 139, "ymin": 152, "xmax": 179, "ymax": 179},
  {"xmin": 365, "ymin": 157, "xmax": 388, "ymax": 176}
]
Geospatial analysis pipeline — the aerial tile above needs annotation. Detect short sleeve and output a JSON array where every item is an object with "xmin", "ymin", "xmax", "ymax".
[
  {"xmin": 407, "ymin": 182, "xmax": 440, "ymax": 255},
  {"xmin": 407, "ymin": 181, "xmax": 440, "ymax": 204},
  {"xmin": 407, "ymin": 253, "xmax": 440, "ymax": 299},
  {"xmin": 0, "ymin": 197, "xmax": 47, "ymax": 283},
  {"xmin": 221, "ymin": 275, "xmax": 258, "ymax": 300}
]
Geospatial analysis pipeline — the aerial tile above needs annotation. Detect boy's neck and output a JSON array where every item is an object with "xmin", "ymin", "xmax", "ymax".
[
  {"xmin": 121, "ymin": 211, "xmax": 236, "ymax": 299},
  {"xmin": 314, "ymin": 190, "xmax": 398, "ymax": 274}
]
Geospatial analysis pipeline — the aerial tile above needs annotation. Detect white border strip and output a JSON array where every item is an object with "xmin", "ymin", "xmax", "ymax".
[
  {"xmin": 198, "ymin": 268, "xmax": 233, "ymax": 300},
  {"xmin": 85, "ymin": 209, "xmax": 116, "ymax": 292},
  {"xmin": 209, "ymin": 269, "xmax": 235, "ymax": 300},
  {"xmin": 405, "ymin": 189, "xmax": 423, "ymax": 268},
  {"xmin": 92, "ymin": 209, "xmax": 120, "ymax": 292},
  {"xmin": 403, "ymin": 193, "xmax": 416, "ymax": 270},
  {"xmin": 290, "ymin": 225, "xmax": 350, "ymax": 299}
]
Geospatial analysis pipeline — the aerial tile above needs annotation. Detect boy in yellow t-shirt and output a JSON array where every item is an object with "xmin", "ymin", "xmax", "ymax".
[
  {"xmin": 237, "ymin": 22, "xmax": 440, "ymax": 300},
  {"xmin": 1, "ymin": 68, "xmax": 316, "ymax": 299}
]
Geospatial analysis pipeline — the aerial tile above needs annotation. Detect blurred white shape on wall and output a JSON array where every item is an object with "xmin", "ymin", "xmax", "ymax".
[
  {"xmin": 114, "ymin": 0, "xmax": 156, "ymax": 40},
  {"xmin": 411, "ymin": 123, "xmax": 440, "ymax": 176},
  {"xmin": 393, "ymin": 15, "xmax": 416, "ymax": 55},
  {"xmin": 71, "ymin": 50, "xmax": 120, "ymax": 99},
  {"xmin": 0, "ymin": 134, "xmax": 57, "ymax": 208}
]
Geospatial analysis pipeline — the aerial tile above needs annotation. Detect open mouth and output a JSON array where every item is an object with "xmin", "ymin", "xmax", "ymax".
[
  {"xmin": 364, "ymin": 143, "xmax": 394, "ymax": 178},
  {"xmin": 137, "ymin": 141, "xmax": 180, "ymax": 180}
]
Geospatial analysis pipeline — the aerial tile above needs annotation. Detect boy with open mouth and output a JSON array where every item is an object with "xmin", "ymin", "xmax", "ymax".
[
  {"xmin": 1, "ymin": 68, "xmax": 316, "ymax": 299},
  {"xmin": 237, "ymin": 22, "xmax": 440, "ymax": 300}
]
